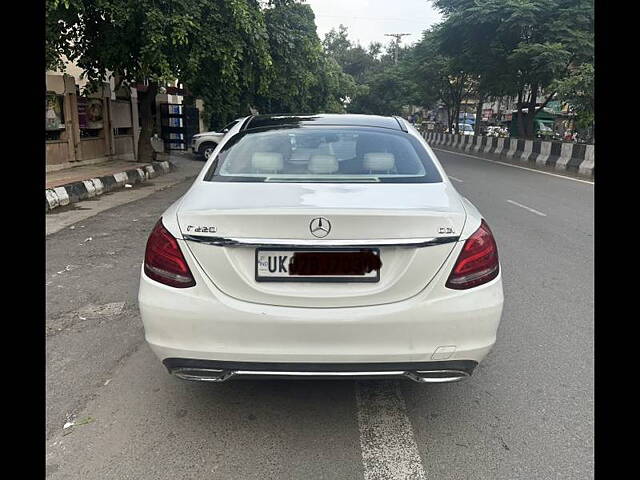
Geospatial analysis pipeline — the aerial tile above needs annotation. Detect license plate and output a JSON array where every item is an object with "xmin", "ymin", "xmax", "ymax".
[{"xmin": 255, "ymin": 248, "xmax": 381, "ymax": 282}]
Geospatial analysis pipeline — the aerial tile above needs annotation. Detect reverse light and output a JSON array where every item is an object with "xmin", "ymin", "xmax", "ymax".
[
  {"xmin": 446, "ymin": 219, "xmax": 499, "ymax": 290},
  {"xmin": 144, "ymin": 219, "xmax": 196, "ymax": 288}
]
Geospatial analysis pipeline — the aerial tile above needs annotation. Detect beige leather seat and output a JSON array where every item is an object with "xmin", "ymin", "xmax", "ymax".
[
  {"xmin": 363, "ymin": 152, "xmax": 395, "ymax": 173},
  {"xmin": 251, "ymin": 152, "xmax": 284, "ymax": 173},
  {"xmin": 307, "ymin": 154, "xmax": 339, "ymax": 174}
]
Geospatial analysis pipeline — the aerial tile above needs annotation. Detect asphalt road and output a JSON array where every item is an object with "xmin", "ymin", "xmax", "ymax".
[{"xmin": 45, "ymin": 151, "xmax": 594, "ymax": 479}]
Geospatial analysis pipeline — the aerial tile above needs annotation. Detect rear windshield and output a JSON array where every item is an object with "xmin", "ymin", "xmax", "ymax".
[{"xmin": 204, "ymin": 127, "xmax": 442, "ymax": 183}]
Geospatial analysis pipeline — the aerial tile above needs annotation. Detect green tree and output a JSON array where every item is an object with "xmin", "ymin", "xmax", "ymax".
[
  {"xmin": 255, "ymin": 1, "xmax": 353, "ymax": 113},
  {"xmin": 323, "ymin": 26, "xmax": 417, "ymax": 116},
  {"xmin": 46, "ymin": 0, "xmax": 273, "ymax": 161},
  {"xmin": 553, "ymin": 62, "xmax": 594, "ymax": 140},
  {"xmin": 410, "ymin": 28, "xmax": 475, "ymax": 133},
  {"xmin": 432, "ymin": 0, "xmax": 594, "ymax": 138}
]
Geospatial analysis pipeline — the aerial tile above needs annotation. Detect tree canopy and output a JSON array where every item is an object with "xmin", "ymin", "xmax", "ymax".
[
  {"xmin": 430, "ymin": 0, "xmax": 594, "ymax": 137},
  {"xmin": 47, "ymin": 0, "xmax": 594, "ymax": 146},
  {"xmin": 46, "ymin": 0, "xmax": 357, "ymax": 160}
]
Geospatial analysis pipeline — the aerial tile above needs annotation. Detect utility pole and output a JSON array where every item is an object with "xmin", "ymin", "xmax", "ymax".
[{"xmin": 384, "ymin": 33, "xmax": 411, "ymax": 64}]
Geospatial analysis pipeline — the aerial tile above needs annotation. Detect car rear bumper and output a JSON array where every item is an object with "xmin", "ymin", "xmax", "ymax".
[
  {"xmin": 139, "ymin": 263, "xmax": 503, "ymax": 367},
  {"xmin": 162, "ymin": 358, "xmax": 478, "ymax": 383}
]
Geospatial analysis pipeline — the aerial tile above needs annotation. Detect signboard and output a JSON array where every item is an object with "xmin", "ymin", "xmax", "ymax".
[
  {"xmin": 87, "ymin": 99, "xmax": 104, "ymax": 129},
  {"xmin": 77, "ymin": 97, "xmax": 88, "ymax": 128},
  {"xmin": 46, "ymin": 94, "xmax": 64, "ymax": 130},
  {"xmin": 78, "ymin": 98, "xmax": 104, "ymax": 129}
]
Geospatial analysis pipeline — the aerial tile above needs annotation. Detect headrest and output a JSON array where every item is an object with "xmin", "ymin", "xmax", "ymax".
[
  {"xmin": 251, "ymin": 152, "xmax": 283, "ymax": 173},
  {"xmin": 356, "ymin": 133, "xmax": 389, "ymax": 158},
  {"xmin": 288, "ymin": 150, "xmax": 311, "ymax": 164},
  {"xmin": 363, "ymin": 152, "xmax": 395, "ymax": 172},
  {"xmin": 308, "ymin": 154, "xmax": 339, "ymax": 174}
]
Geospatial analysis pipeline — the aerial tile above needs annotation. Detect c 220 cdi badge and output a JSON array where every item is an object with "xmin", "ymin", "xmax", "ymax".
[{"xmin": 138, "ymin": 114, "xmax": 504, "ymax": 383}]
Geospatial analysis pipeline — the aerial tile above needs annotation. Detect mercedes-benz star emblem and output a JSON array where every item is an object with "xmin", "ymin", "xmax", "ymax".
[{"xmin": 310, "ymin": 217, "xmax": 331, "ymax": 238}]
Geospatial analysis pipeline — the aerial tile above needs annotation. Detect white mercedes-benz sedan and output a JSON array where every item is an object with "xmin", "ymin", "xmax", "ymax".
[{"xmin": 138, "ymin": 114, "xmax": 504, "ymax": 383}]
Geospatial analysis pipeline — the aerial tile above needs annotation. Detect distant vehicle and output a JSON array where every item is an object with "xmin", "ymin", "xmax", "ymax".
[
  {"xmin": 536, "ymin": 123, "xmax": 554, "ymax": 140},
  {"xmin": 486, "ymin": 126, "xmax": 509, "ymax": 138},
  {"xmin": 191, "ymin": 119, "xmax": 241, "ymax": 160},
  {"xmin": 458, "ymin": 123, "xmax": 475, "ymax": 136}
]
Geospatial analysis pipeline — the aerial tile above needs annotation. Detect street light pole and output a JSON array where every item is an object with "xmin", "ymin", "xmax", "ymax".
[{"xmin": 384, "ymin": 33, "xmax": 411, "ymax": 64}]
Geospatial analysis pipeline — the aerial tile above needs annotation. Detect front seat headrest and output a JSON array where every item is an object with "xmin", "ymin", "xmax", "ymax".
[
  {"xmin": 308, "ymin": 154, "xmax": 339, "ymax": 174},
  {"xmin": 363, "ymin": 152, "xmax": 395, "ymax": 172},
  {"xmin": 251, "ymin": 152, "xmax": 284, "ymax": 173}
]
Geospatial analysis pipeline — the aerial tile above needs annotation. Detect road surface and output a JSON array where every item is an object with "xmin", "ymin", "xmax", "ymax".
[{"xmin": 46, "ymin": 151, "xmax": 594, "ymax": 479}]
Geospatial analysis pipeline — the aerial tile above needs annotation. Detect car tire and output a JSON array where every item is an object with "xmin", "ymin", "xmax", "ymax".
[{"xmin": 198, "ymin": 142, "xmax": 217, "ymax": 161}]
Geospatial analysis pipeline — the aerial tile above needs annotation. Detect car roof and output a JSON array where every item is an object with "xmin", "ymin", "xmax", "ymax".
[{"xmin": 241, "ymin": 114, "xmax": 407, "ymax": 132}]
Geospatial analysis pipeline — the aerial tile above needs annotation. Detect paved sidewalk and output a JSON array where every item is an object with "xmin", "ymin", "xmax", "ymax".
[
  {"xmin": 46, "ymin": 153, "xmax": 205, "ymax": 235},
  {"xmin": 45, "ymin": 152, "xmax": 206, "ymax": 213},
  {"xmin": 47, "ymin": 160, "xmax": 151, "ymax": 189}
]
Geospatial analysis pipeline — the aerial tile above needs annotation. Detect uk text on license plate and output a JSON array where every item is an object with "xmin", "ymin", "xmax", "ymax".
[{"xmin": 255, "ymin": 249, "xmax": 381, "ymax": 282}]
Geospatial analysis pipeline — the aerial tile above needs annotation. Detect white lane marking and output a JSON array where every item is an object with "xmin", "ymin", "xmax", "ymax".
[
  {"xmin": 507, "ymin": 199, "xmax": 547, "ymax": 217},
  {"xmin": 433, "ymin": 147, "xmax": 594, "ymax": 185},
  {"xmin": 355, "ymin": 381, "xmax": 426, "ymax": 480},
  {"xmin": 448, "ymin": 175, "xmax": 464, "ymax": 183}
]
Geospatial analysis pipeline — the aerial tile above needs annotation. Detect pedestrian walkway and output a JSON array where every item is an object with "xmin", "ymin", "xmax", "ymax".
[{"xmin": 46, "ymin": 160, "xmax": 151, "ymax": 189}]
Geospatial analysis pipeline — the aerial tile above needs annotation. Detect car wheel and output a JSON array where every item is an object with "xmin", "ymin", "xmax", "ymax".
[{"xmin": 199, "ymin": 143, "xmax": 217, "ymax": 161}]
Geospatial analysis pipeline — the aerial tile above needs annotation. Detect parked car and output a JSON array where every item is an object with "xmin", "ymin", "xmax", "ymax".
[
  {"xmin": 139, "ymin": 114, "xmax": 504, "ymax": 384},
  {"xmin": 191, "ymin": 119, "xmax": 241, "ymax": 160}
]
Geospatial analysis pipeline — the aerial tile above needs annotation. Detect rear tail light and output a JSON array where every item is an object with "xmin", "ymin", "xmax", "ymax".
[
  {"xmin": 144, "ymin": 219, "xmax": 196, "ymax": 288},
  {"xmin": 446, "ymin": 219, "xmax": 499, "ymax": 290}
]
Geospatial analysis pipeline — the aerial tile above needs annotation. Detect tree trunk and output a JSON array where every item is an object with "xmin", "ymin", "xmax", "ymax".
[
  {"xmin": 523, "ymin": 110, "xmax": 536, "ymax": 139},
  {"xmin": 474, "ymin": 91, "xmax": 484, "ymax": 135},
  {"xmin": 137, "ymin": 82, "xmax": 158, "ymax": 163},
  {"xmin": 444, "ymin": 103, "xmax": 452, "ymax": 132},
  {"xmin": 453, "ymin": 103, "xmax": 460, "ymax": 134},
  {"xmin": 523, "ymin": 83, "xmax": 539, "ymax": 139},
  {"xmin": 515, "ymin": 88, "xmax": 525, "ymax": 138}
]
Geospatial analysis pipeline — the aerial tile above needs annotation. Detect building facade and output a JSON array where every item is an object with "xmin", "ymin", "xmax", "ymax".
[
  {"xmin": 46, "ymin": 64, "xmax": 206, "ymax": 170},
  {"xmin": 45, "ymin": 71, "xmax": 141, "ymax": 171}
]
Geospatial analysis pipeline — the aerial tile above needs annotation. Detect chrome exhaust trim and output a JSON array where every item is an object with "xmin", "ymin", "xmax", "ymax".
[
  {"xmin": 169, "ymin": 367, "xmax": 472, "ymax": 383},
  {"xmin": 171, "ymin": 368, "xmax": 231, "ymax": 382},
  {"xmin": 406, "ymin": 369, "xmax": 471, "ymax": 383}
]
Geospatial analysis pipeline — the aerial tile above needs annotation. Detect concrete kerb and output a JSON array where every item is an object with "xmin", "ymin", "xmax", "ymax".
[
  {"xmin": 579, "ymin": 145, "xmax": 595, "ymax": 177},
  {"xmin": 45, "ymin": 160, "xmax": 177, "ymax": 212},
  {"xmin": 412, "ymin": 130, "xmax": 592, "ymax": 178}
]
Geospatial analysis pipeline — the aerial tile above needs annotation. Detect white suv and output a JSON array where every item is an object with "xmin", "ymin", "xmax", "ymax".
[{"xmin": 191, "ymin": 119, "xmax": 241, "ymax": 160}]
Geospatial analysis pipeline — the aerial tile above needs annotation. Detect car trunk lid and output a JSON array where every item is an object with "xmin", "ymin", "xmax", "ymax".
[{"xmin": 178, "ymin": 182, "xmax": 465, "ymax": 307}]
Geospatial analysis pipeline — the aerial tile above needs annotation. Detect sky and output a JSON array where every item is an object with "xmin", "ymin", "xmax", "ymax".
[{"xmin": 305, "ymin": 0, "xmax": 442, "ymax": 49}]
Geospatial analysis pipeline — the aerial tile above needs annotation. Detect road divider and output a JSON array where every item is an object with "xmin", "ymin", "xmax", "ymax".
[
  {"xmin": 45, "ymin": 160, "xmax": 175, "ymax": 212},
  {"xmin": 423, "ymin": 131, "xmax": 594, "ymax": 179}
]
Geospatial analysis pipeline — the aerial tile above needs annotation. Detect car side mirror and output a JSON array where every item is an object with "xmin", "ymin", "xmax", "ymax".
[{"xmin": 223, "ymin": 128, "xmax": 229, "ymax": 133}]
